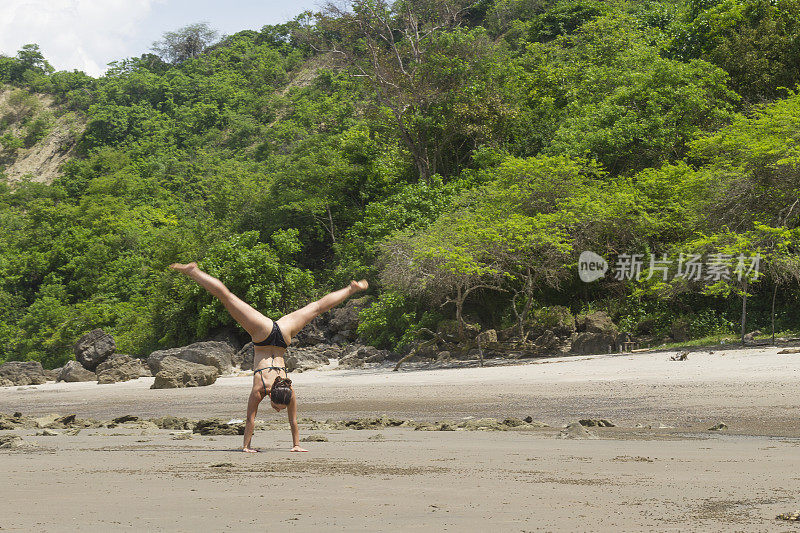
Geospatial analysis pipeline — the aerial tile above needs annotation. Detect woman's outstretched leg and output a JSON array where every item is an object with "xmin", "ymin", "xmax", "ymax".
[
  {"xmin": 280, "ymin": 280, "xmax": 369, "ymax": 340},
  {"xmin": 169, "ymin": 262, "xmax": 272, "ymax": 339}
]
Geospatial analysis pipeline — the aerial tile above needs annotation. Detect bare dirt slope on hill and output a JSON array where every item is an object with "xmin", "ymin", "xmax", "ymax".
[{"xmin": 0, "ymin": 84, "xmax": 85, "ymax": 184}]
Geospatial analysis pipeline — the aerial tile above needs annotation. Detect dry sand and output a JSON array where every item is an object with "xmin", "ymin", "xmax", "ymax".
[{"xmin": 2, "ymin": 345, "xmax": 800, "ymax": 531}]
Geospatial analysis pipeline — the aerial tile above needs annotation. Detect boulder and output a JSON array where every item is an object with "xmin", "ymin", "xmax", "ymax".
[
  {"xmin": 285, "ymin": 344, "xmax": 341, "ymax": 372},
  {"xmin": 578, "ymin": 419, "xmax": 615, "ymax": 427},
  {"xmin": 328, "ymin": 296, "xmax": 372, "ymax": 340},
  {"xmin": 331, "ymin": 330, "xmax": 352, "ymax": 345},
  {"xmin": 148, "ymin": 341, "xmax": 236, "ymax": 374},
  {"xmin": 57, "ymin": 360, "xmax": 97, "ymax": 383},
  {"xmin": 96, "ymin": 355, "xmax": 150, "ymax": 384},
  {"xmin": 583, "ymin": 311, "xmax": 618, "ymax": 335},
  {"xmin": 0, "ymin": 412, "xmax": 37, "ymax": 430},
  {"xmin": 476, "ymin": 329, "xmax": 497, "ymax": 345},
  {"xmin": 150, "ymin": 416, "xmax": 195, "ymax": 430},
  {"xmin": 150, "ymin": 356, "xmax": 219, "ymax": 389},
  {"xmin": 0, "ymin": 435, "xmax": 32, "ymax": 449},
  {"xmin": 531, "ymin": 330, "xmax": 563, "ymax": 354},
  {"xmin": 194, "ymin": 418, "xmax": 244, "ymax": 435},
  {"xmin": 44, "ymin": 414, "xmax": 87, "ymax": 429},
  {"xmin": 743, "ymin": 329, "xmax": 762, "ymax": 342},
  {"xmin": 73, "ymin": 329, "xmax": 116, "ymax": 370},
  {"xmin": 338, "ymin": 344, "xmax": 389, "ymax": 369},
  {"xmin": 570, "ymin": 332, "xmax": 618, "ymax": 355},
  {"xmin": 338, "ymin": 346, "xmax": 365, "ymax": 369},
  {"xmin": 460, "ymin": 418, "xmax": 505, "ymax": 431},
  {"xmin": 233, "ymin": 342, "xmax": 254, "ymax": 371},
  {"xmin": 0, "ymin": 361, "xmax": 47, "ymax": 386},
  {"xmin": 292, "ymin": 316, "xmax": 329, "ymax": 347},
  {"xmin": 43, "ymin": 367, "xmax": 61, "ymax": 381},
  {"xmin": 559, "ymin": 421, "xmax": 596, "ymax": 439}
]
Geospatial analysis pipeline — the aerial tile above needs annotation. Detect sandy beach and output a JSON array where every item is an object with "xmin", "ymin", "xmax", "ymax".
[{"xmin": 2, "ymin": 345, "xmax": 800, "ymax": 531}]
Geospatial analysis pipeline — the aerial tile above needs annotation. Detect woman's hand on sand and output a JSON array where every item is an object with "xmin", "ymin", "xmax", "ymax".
[
  {"xmin": 290, "ymin": 445, "xmax": 308, "ymax": 452},
  {"xmin": 242, "ymin": 446, "xmax": 260, "ymax": 453}
]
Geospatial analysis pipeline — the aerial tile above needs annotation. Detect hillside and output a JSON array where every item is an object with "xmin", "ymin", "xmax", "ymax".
[{"xmin": 0, "ymin": 0, "xmax": 799, "ymax": 369}]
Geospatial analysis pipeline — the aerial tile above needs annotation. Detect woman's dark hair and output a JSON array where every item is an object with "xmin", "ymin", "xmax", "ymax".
[{"xmin": 270, "ymin": 376, "xmax": 293, "ymax": 405}]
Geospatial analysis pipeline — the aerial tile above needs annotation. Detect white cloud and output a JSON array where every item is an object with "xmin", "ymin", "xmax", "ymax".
[{"xmin": 0, "ymin": 0, "xmax": 165, "ymax": 77}]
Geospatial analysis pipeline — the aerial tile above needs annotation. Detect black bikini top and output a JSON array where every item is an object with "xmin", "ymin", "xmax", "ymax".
[{"xmin": 252, "ymin": 321, "xmax": 288, "ymax": 348}]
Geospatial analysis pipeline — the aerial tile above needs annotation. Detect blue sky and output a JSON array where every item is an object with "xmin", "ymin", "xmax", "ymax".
[{"xmin": 0, "ymin": 0, "xmax": 323, "ymax": 77}]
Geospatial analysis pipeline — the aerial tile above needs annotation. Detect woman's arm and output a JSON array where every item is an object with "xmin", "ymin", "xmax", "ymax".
[
  {"xmin": 287, "ymin": 394, "xmax": 307, "ymax": 452},
  {"xmin": 243, "ymin": 390, "xmax": 261, "ymax": 452}
]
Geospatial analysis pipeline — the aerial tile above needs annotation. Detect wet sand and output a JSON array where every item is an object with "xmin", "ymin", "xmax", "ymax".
[{"xmin": 2, "ymin": 345, "xmax": 800, "ymax": 531}]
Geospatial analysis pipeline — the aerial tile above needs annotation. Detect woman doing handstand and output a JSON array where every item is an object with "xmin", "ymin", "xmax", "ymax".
[{"xmin": 169, "ymin": 262, "xmax": 368, "ymax": 452}]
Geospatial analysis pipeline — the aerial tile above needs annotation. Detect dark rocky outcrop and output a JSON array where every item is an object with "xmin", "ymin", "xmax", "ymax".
[
  {"xmin": 0, "ymin": 412, "xmax": 38, "ymax": 430},
  {"xmin": 96, "ymin": 355, "xmax": 150, "ymax": 384},
  {"xmin": 578, "ymin": 419, "xmax": 615, "ymax": 427},
  {"xmin": 150, "ymin": 416, "xmax": 195, "ymax": 430},
  {"xmin": 148, "ymin": 341, "xmax": 235, "ymax": 374},
  {"xmin": 530, "ymin": 330, "xmax": 564, "ymax": 354},
  {"xmin": 193, "ymin": 419, "xmax": 244, "ymax": 435},
  {"xmin": 570, "ymin": 332, "xmax": 618, "ymax": 355},
  {"xmin": 57, "ymin": 360, "xmax": 96, "ymax": 383},
  {"xmin": 233, "ymin": 342, "xmax": 255, "ymax": 371},
  {"xmin": 338, "ymin": 344, "xmax": 390, "ymax": 369},
  {"xmin": 476, "ymin": 329, "xmax": 498, "ymax": 345},
  {"xmin": 73, "ymin": 329, "xmax": 116, "ymax": 370},
  {"xmin": 328, "ymin": 296, "xmax": 373, "ymax": 343},
  {"xmin": 0, "ymin": 361, "xmax": 47, "ymax": 387},
  {"xmin": 570, "ymin": 311, "xmax": 621, "ymax": 355},
  {"xmin": 292, "ymin": 316, "xmax": 329, "ymax": 347},
  {"xmin": 150, "ymin": 356, "xmax": 219, "ymax": 389},
  {"xmin": 582, "ymin": 311, "xmax": 617, "ymax": 334},
  {"xmin": 286, "ymin": 344, "xmax": 341, "ymax": 372},
  {"xmin": 0, "ymin": 435, "xmax": 32, "ymax": 448}
]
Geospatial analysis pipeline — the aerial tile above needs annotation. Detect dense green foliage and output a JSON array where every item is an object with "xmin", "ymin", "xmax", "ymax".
[{"xmin": 1, "ymin": 0, "xmax": 799, "ymax": 366}]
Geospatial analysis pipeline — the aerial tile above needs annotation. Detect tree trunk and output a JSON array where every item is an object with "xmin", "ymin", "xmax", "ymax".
[
  {"xmin": 410, "ymin": 144, "xmax": 431, "ymax": 183},
  {"xmin": 326, "ymin": 203, "xmax": 336, "ymax": 244},
  {"xmin": 511, "ymin": 289, "xmax": 524, "ymax": 338},
  {"xmin": 520, "ymin": 268, "xmax": 535, "ymax": 334},
  {"xmin": 455, "ymin": 284, "xmax": 464, "ymax": 340}
]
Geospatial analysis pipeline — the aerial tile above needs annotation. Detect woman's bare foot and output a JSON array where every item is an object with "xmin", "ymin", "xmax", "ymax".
[
  {"xmin": 242, "ymin": 446, "xmax": 260, "ymax": 453},
  {"xmin": 169, "ymin": 262, "xmax": 198, "ymax": 274},
  {"xmin": 350, "ymin": 279, "xmax": 369, "ymax": 292}
]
